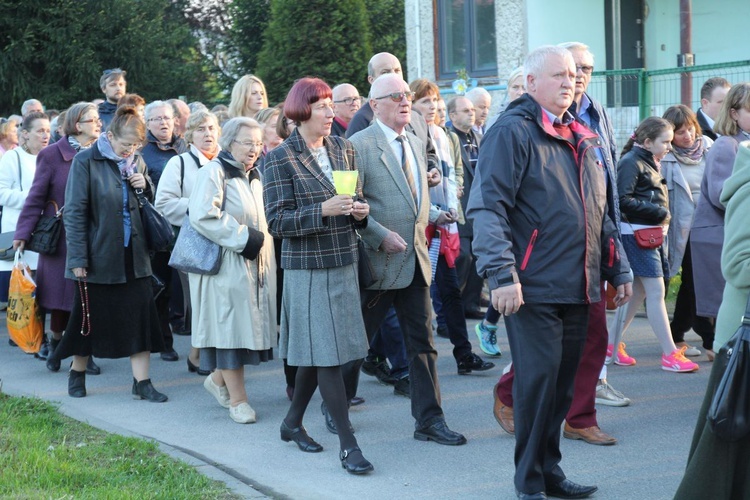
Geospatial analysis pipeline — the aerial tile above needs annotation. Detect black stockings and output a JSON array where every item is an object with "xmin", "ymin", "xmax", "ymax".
[{"xmin": 284, "ymin": 366, "xmax": 359, "ymax": 455}]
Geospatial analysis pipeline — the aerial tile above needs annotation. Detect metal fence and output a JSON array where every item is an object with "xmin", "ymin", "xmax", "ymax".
[{"xmin": 586, "ymin": 60, "xmax": 750, "ymax": 148}]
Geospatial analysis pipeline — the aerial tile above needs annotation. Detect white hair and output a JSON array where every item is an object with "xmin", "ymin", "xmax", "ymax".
[
  {"xmin": 524, "ymin": 45, "xmax": 574, "ymax": 82},
  {"xmin": 144, "ymin": 100, "xmax": 173, "ymax": 120},
  {"xmin": 558, "ymin": 41, "xmax": 595, "ymax": 64},
  {"xmin": 465, "ymin": 87, "xmax": 491, "ymax": 101},
  {"xmin": 21, "ymin": 99, "xmax": 43, "ymax": 116}
]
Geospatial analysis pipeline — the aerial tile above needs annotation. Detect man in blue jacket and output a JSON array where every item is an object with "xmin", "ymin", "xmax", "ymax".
[{"xmin": 467, "ymin": 46, "xmax": 632, "ymax": 499}]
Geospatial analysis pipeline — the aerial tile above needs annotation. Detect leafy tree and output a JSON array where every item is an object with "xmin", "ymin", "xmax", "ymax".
[
  {"xmin": 0, "ymin": 0, "xmax": 220, "ymax": 115},
  {"xmin": 255, "ymin": 0, "xmax": 371, "ymax": 103},
  {"xmin": 227, "ymin": 0, "xmax": 270, "ymax": 77},
  {"xmin": 364, "ymin": 0, "xmax": 406, "ymax": 68}
]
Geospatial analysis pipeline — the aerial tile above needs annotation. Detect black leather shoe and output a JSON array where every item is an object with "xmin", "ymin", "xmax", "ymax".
[
  {"xmin": 132, "ymin": 378, "xmax": 168, "ymax": 402},
  {"xmin": 321, "ymin": 401, "xmax": 354, "ymax": 435},
  {"xmin": 339, "ymin": 446, "xmax": 374, "ymax": 475},
  {"xmin": 516, "ymin": 490, "xmax": 548, "ymax": 499},
  {"xmin": 393, "ymin": 376, "xmax": 410, "ymax": 398},
  {"xmin": 171, "ymin": 323, "xmax": 191, "ymax": 336},
  {"xmin": 414, "ymin": 420, "xmax": 467, "ymax": 446},
  {"xmin": 349, "ymin": 396, "xmax": 365, "ymax": 406},
  {"xmin": 187, "ymin": 358, "xmax": 210, "ymax": 376},
  {"xmin": 35, "ymin": 334, "xmax": 50, "ymax": 360},
  {"xmin": 457, "ymin": 352, "xmax": 495, "ymax": 375},
  {"xmin": 160, "ymin": 349, "xmax": 179, "ymax": 362},
  {"xmin": 68, "ymin": 369, "xmax": 86, "ymax": 398},
  {"xmin": 280, "ymin": 421, "xmax": 323, "ymax": 452},
  {"xmin": 86, "ymin": 357, "xmax": 101, "ymax": 375},
  {"xmin": 8, "ymin": 338, "xmax": 17, "ymax": 347},
  {"xmin": 546, "ymin": 479, "xmax": 598, "ymax": 499},
  {"xmin": 361, "ymin": 357, "xmax": 395, "ymax": 385},
  {"xmin": 45, "ymin": 338, "xmax": 62, "ymax": 372}
]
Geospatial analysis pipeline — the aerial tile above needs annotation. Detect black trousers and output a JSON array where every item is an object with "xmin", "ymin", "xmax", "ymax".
[
  {"xmin": 359, "ymin": 266, "xmax": 444, "ymax": 427},
  {"xmin": 151, "ymin": 250, "xmax": 173, "ymax": 351},
  {"xmin": 456, "ymin": 234, "xmax": 484, "ymax": 314},
  {"xmin": 505, "ymin": 302, "xmax": 589, "ymax": 494}
]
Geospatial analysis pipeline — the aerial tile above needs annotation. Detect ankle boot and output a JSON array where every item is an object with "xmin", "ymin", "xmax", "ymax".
[
  {"xmin": 132, "ymin": 378, "xmax": 168, "ymax": 403},
  {"xmin": 46, "ymin": 338, "xmax": 62, "ymax": 372},
  {"xmin": 35, "ymin": 334, "xmax": 50, "ymax": 360},
  {"xmin": 86, "ymin": 357, "xmax": 101, "ymax": 375},
  {"xmin": 68, "ymin": 369, "xmax": 86, "ymax": 398}
]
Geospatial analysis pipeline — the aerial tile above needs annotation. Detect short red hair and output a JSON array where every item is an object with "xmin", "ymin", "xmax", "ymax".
[{"xmin": 284, "ymin": 78, "xmax": 333, "ymax": 124}]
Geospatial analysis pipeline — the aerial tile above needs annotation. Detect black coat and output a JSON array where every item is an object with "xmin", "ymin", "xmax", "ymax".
[
  {"xmin": 64, "ymin": 143, "xmax": 155, "ymax": 284},
  {"xmin": 697, "ymin": 109, "xmax": 718, "ymax": 141},
  {"xmin": 617, "ymin": 146, "xmax": 670, "ymax": 225}
]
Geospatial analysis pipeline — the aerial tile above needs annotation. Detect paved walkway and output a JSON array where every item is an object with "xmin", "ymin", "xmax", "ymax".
[{"xmin": 1, "ymin": 312, "xmax": 708, "ymax": 499}]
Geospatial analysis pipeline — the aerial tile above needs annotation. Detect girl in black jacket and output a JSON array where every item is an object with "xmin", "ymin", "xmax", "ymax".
[{"xmin": 612, "ymin": 117, "xmax": 699, "ymax": 373}]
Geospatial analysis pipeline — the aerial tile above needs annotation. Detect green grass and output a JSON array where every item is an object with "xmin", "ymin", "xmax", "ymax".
[{"xmin": 0, "ymin": 393, "xmax": 241, "ymax": 499}]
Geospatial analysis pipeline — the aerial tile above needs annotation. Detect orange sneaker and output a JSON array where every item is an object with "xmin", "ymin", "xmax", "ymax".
[
  {"xmin": 607, "ymin": 342, "xmax": 637, "ymax": 366},
  {"xmin": 662, "ymin": 347, "xmax": 700, "ymax": 373}
]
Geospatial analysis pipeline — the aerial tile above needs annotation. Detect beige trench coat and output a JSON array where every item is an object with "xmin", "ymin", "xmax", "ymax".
[{"xmin": 188, "ymin": 159, "xmax": 276, "ymax": 350}]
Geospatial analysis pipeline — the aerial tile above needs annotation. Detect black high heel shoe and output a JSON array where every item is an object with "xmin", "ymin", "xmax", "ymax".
[
  {"xmin": 187, "ymin": 358, "xmax": 210, "ymax": 376},
  {"xmin": 280, "ymin": 421, "xmax": 323, "ymax": 453},
  {"xmin": 339, "ymin": 446, "xmax": 374, "ymax": 475}
]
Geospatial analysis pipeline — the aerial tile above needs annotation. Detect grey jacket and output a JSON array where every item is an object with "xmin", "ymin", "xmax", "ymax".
[
  {"xmin": 350, "ymin": 122, "xmax": 432, "ymax": 290},
  {"xmin": 64, "ymin": 143, "xmax": 154, "ymax": 283}
]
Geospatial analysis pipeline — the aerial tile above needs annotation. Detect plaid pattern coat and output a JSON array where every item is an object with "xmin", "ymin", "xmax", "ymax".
[{"xmin": 263, "ymin": 129, "xmax": 365, "ymax": 270}]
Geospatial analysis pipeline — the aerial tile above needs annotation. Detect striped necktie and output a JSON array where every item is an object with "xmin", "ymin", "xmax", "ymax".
[{"xmin": 395, "ymin": 135, "xmax": 417, "ymax": 204}]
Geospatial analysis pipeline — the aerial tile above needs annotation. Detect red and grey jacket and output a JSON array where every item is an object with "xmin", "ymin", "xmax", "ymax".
[{"xmin": 466, "ymin": 94, "xmax": 631, "ymax": 305}]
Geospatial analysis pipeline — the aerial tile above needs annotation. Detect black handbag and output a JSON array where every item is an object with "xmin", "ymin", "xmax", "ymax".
[
  {"xmin": 357, "ymin": 238, "xmax": 377, "ymax": 288},
  {"xmin": 707, "ymin": 293, "xmax": 750, "ymax": 441},
  {"xmin": 135, "ymin": 189, "xmax": 174, "ymax": 252},
  {"xmin": 27, "ymin": 201, "xmax": 63, "ymax": 255}
]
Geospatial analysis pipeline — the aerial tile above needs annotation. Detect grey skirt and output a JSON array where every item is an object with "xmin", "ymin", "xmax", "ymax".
[{"xmin": 280, "ymin": 263, "xmax": 368, "ymax": 367}]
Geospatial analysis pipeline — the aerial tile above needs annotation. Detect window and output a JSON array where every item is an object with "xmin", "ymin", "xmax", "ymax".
[{"xmin": 437, "ymin": 0, "xmax": 497, "ymax": 80}]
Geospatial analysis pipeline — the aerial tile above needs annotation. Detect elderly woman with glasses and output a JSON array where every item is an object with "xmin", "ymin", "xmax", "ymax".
[
  {"xmin": 188, "ymin": 117, "xmax": 276, "ymax": 424},
  {"xmin": 55, "ymin": 106, "xmax": 167, "ymax": 401},
  {"xmin": 14, "ymin": 103, "xmax": 102, "ymax": 371},
  {"xmin": 140, "ymin": 100, "xmax": 189, "ymax": 362},
  {"xmin": 264, "ymin": 77, "xmax": 372, "ymax": 475},
  {"xmin": 155, "ymin": 109, "xmax": 221, "ymax": 376}
]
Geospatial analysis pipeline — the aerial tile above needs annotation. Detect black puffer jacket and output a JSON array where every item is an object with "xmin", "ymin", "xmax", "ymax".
[
  {"xmin": 617, "ymin": 146, "xmax": 670, "ymax": 225},
  {"xmin": 467, "ymin": 94, "xmax": 631, "ymax": 305}
]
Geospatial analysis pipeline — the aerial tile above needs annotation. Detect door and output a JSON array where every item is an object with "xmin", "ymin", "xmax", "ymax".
[{"xmin": 605, "ymin": 0, "xmax": 644, "ymax": 107}]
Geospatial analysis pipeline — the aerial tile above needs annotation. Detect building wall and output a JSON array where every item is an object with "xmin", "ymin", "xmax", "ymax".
[{"xmin": 405, "ymin": 0, "xmax": 437, "ymax": 82}]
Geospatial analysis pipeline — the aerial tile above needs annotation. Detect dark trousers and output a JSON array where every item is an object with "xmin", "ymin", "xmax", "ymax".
[
  {"xmin": 456, "ymin": 235, "xmax": 483, "ymax": 314},
  {"xmin": 359, "ymin": 267, "xmax": 444, "ymax": 427},
  {"xmin": 151, "ymin": 250, "xmax": 173, "ymax": 351},
  {"xmin": 670, "ymin": 239, "xmax": 715, "ymax": 350},
  {"xmin": 370, "ymin": 307, "xmax": 409, "ymax": 374},
  {"xmin": 433, "ymin": 255, "xmax": 472, "ymax": 361},
  {"xmin": 504, "ymin": 303, "xmax": 589, "ymax": 493},
  {"xmin": 496, "ymin": 287, "xmax": 607, "ymax": 429}
]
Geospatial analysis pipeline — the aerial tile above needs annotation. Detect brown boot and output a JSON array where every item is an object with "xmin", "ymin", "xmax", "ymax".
[{"xmin": 493, "ymin": 382, "xmax": 514, "ymax": 434}]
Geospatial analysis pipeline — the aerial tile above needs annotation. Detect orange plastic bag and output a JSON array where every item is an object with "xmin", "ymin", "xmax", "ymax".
[{"xmin": 7, "ymin": 250, "xmax": 43, "ymax": 353}]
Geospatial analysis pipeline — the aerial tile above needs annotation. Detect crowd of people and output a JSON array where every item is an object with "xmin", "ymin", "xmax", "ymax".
[{"xmin": 1, "ymin": 44, "xmax": 749, "ymax": 498}]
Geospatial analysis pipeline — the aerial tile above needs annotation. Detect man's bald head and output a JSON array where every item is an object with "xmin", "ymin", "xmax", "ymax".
[
  {"xmin": 367, "ymin": 52, "xmax": 402, "ymax": 85},
  {"xmin": 332, "ymin": 83, "xmax": 362, "ymax": 123}
]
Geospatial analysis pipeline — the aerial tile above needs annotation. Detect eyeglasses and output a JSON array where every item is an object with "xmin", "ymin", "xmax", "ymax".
[
  {"xmin": 79, "ymin": 118, "xmax": 102, "ymax": 124},
  {"xmin": 148, "ymin": 116, "xmax": 173, "ymax": 123},
  {"xmin": 374, "ymin": 91, "xmax": 415, "ymax": 103},
  {"xmin": 576, "ymin": 65, "xmax": 594, "ymax": 75},
  {"xmin": 233, "ymin": 140, "xmax": 263, "ymax": 148},
  {"xmin": 334, "ymin": 96, "xmax": 363, "ymax": 106}
]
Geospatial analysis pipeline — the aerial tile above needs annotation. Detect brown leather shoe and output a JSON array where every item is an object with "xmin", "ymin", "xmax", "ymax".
[
  {"xmin": 493, "ymin": 382, "xmax": 514, "ymax": 434},
  {"xmin": 563, "ymin": 422, "xmax": 617, "ymax": 446}
]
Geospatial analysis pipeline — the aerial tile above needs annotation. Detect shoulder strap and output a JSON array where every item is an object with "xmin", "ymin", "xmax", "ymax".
[
  {"xmin": 15, "ymin": 149, "xmax": 22, "ymax": 191},
  {"xmin": 179, "ymin": 155, "xmax": 185, "ymax": 197}
]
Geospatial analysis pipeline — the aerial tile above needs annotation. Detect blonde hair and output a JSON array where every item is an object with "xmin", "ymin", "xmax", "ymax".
[
  {"xmin": 715, "ymin": 82, "xmax": 750, "ymax": 136},
  {"xmin": 228, "ymin": 75, "xmax": 268, "ymax": 118}
]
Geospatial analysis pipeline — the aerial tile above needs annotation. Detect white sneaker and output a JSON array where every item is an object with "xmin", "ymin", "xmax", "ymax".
[
  {"xmin": 204, "ymin": 375, "xmax": 230, "ymax": 408},
  {"xmin": 595, "ymin": 380, "xmax": 631, "ymax": 407},
  {"xmin": 678, "ymin": 343, "xmax": 701, "ymax": 357},
  {"xmin": 229, "ymin": 402, "xmax": 256, "ymax": 424}
]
